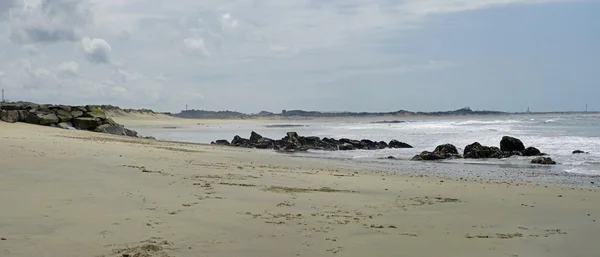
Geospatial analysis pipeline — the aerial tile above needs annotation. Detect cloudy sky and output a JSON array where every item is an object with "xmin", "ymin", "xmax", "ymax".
[{"xmin": 0, "ymin": 0, "xmax": 598, "ymax": 113}]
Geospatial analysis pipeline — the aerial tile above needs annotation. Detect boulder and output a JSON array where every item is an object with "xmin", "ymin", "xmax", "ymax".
[
  {"xmin": 71, "ymin": 111, "xmax": 84, "ymax": 118},
  {"xmin": 17, "ymin": 110, "xmax": 28, "ymax": 121},
  {"xmin": 213, "ymin": 140, "xmax": 231, "ymax": 146},
  {"xmin": 464, "ymin": 142, "xmax": 503, "ymax": 159},
  {"xmin": 231, "ymin": 135, "xmax": 250, "ymax": 147},
  {"xmin": 255, "ymin": 138, "xmax": 274, "ymax": 149},
  {"xmin": 531, "ymin": 157, "xmax": 556, "ymax": 165},
  {"xmin": 56, "ymin": 109, "xmax": 74, "ymax": 122},
  {"xmin": 522, "ymin": 147, "xmax": 542, "ymax": 157},
  {"xmin": 287, "ymin": 132, "xmax": 299, "ymax": 138},
  {"xmin": 412, "ymin": 151, "xmax": 446, "ymax": 161},
  {"xmin": 57, "ymin": 122, "xmax": 74, "ymax": 130},
  {"xmin": 39, "ymin": 113, "xmax": 59, "ymax": 125},
  {"xmin": 73, "ymin": 117, "xmax": 102, "ymax": 130},
  {"xmin": 124, "ymin": 128, "xmax": 138, "ymax": 137},
  {"xmin": 24, "ymin": 112, "xmax": 41, "ymax": 124},
  {"xmin": 572, "ymin": 150, "xmax": 587, "ymax": 154},
  {"xmin": 377, "ymin": 141, "xmax": 389, "ymax": 149},
  {"xmin": 500, "ymin": 136, "xmax": 525, "ymax": 152},
  {"xmin": 434, "ymin": 144, "xmax": 459, "ymax": 157},
  {"xmin": 250, "ymin": 131, "xmax": 263, "ymax": 142},
  {"xmin": 389, "ymin": 140, "xmax": 413, "ymax": 148},
  {"xmin": 94, "ymin": 124, "xmax": 126, "ymax": 135},
  {"xmin": 1, "ymin": 110, "xmax": 20, "ymax": 123},
  {"xmin": 339, "ymin": 143, "xmax": 355, "ymax": 151},
  {"xmin": 84, "ymin": 106, "xmax": 107, "ymax": 119}
]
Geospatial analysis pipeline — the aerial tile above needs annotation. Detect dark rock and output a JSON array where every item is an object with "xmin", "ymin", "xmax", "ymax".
[
  {"xmin": 412, "ymin": 151, "xmax": 446, "ymax": 161},
  {"xmin": 71, "ymin": 111, "xmax": 84, "ymax": 118},
  {"xmin": 73, "ymin": 117, "xmax": 102, "ymax": 130},
  {"xmin": 360, "ymin": 139, "xmax": 378, "ymax": 150},
  {"xmin": 250, "ymin": 131, "xmax": 263, "ymax": 142},
  {"xmin": 464, "ymin": 142, "xmax": 503, "ymax": 159},
  {"xmin": 17, "ymin": 110, "xmax": 28, "ymax": 121},
  {"xmin": 339, "ymin": 143, "xmax": 355, "ymax": 151},
  {"xmin": 389, "ymin": 140, "xmax": 413, "ymax": 148},
  {"xmin": 572, "ymin": 150, "xmax": 587, "ymax": 154},
  {"xmin": 102, "ymin": 118, "xmax": 119, "ymax": 126},
  {"xmin": 377, "ymin": 141, "xmax": 388, "ymax": 149},
  {"xmin": 50, "ymin": 105, "xmax": 71, "ymax": 112},
  {"xmin": 1, "ymin": 110, "xmax": 20, "ymax": 123},
  {"xmin": 531, "ymin": 157, "xmax": 556, "ymax": 165},
  {"xmin": 231, "ymin": 135, "xmax": 250, "ymax": 147},
  {"xmin": 213, "ymin": 140, "xmax": 231, "ymax": 146},
  {"xmin": 255, "ymin": 138, "xmax": 274, "ymax": 149},
  {"xmin": 522, "ymin": 147, "xmax": 542, "ymax": 157},
  {"xmin": 24, "ymin": 112, "xmax": 41, "ymax": 124},
  {"xmin": 500, "ymin": 136, "xmax": 525, "ymax": 152},
  {"xmin": 57, "ymin": 122, "xmax": 73, "ymax": 130},
  {"xmin": 39, "ymin": 113, "xmax": 59, "ymax": 125},
  {"xmin": 94, "ymin": 124, "xmax": 126, "ymax": 135},
  {"xmin": 434, "ymin": 144, "xmax": 459, "ymax": 156},
  {"xmin": 124, "ymin": 128, "xmax": 138, "ymax": 137},
  {"xmin": 287, "ymin": 132, "xmax": 299, "ymax": 138},
  {"xmin": 55, "ymin": 109, "xmax": 73, "ymax": 122}
]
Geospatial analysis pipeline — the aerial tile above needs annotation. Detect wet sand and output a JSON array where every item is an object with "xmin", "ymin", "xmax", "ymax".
[{"xmin": 1, "ymin": 121, "xmax": 600, "ymax": 257}]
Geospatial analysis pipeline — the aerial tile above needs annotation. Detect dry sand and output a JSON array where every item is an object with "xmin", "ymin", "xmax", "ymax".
[{"xmin": 1, "ymin": 120, "xmax": 600, "ymax": 257}]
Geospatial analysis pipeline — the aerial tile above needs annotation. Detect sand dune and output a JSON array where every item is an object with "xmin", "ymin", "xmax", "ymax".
[{"xmin": 1, "ymin": 121, "xmax": 599, "ymax": 257}]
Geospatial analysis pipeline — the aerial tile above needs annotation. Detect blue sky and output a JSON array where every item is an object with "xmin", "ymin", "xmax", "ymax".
[{"xmin": 0, "ymin": 0, "xmax": 598, "ymax": 113}]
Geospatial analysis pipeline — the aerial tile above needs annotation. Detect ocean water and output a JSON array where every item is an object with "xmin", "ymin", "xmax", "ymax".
[{"xmin": 131, "ymin": 115, "xmax": 600, "ymax": 176}]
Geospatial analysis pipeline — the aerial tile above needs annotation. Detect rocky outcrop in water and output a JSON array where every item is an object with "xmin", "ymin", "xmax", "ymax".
[
  {"xmin": 572, "ymin": 150, "xmax": 588, "ymax": 154},
  {"xmin": 531, "ymin": 157, "xmax": 556, "ymax": 165},
  {"xmin": 412, "ymin": 144, "xmax": 461, "ymax": 160},
  {"xmin": 414, "ymin": 136, "xmax": 547, "ymax": 161},
  {"xmin": 211, "ymin": 131, "xmax": 413, "ymax": 152},
  {"xmin": 1, "ymin": 103, "xmax": 140, "ymax": 137}
]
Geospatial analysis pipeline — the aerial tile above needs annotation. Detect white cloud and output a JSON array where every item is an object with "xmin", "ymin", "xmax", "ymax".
[
  {"xmin": 56, "ymin": 61, "xmax": 79, "ymax": 76},
  {"xmin": 8, "ymin": 0, "xmax": 92, "ymax": 44},
  {"xmin": 81, "ymin": 36, "xmax": 112, "ymax": 64},
  {"xmin": 183, "ymin": 37, "xmax": 210, "ymax": 57}
]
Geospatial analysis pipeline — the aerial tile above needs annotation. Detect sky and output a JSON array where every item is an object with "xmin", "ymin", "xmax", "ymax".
[{"xmin": 0, "ymin": 0, "xmax": 598, "ymax": 113}]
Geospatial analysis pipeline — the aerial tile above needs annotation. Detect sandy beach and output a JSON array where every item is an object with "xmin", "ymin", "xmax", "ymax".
[{"xmin": 1, "ymin": 118, "xmax": 600, "ymax": 257}]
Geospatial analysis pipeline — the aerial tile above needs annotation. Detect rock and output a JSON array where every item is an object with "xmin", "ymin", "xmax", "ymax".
[
  {"xmin": 434, "ymin": 144, "xmax": 459, "ymax": 156},
  {"xmin": 339, "ymin": 143, "xmax": 355, "ymax": 151},
  {"xmin": 522, "ymin": 147, "xmax": 542, "ymax": 157},
  {"xmin": 0, "ymin": 103, "xmax": 23, "ymax": 110},
  {"xmin": 412, "ymin": 151, "xmax": 446, "ymax": 161},
  {"xmin": 74, "ymin": 106, "xmax": 88, "ymax": 112},
  {"xmin": 73, "ymin": 117, "xmax": 102, "ymax": 130},
  {"xmin": 250, "ymin": 131, "xmax": 263, "ymax": 142},
  {"xmin": 213, "ymin": 140, "xmax": 231, "ymax": 146},
  {"xmin": 71, "ymin": 111, "xmax": 84, "ymax": 118},
  {"xmin": 1, "ymin": 110, "xmax": 20, "ymax": 123},
  {"xmin": 39, "ymin": 113, "xmax": 59, "ymax": 125},
  {"xmin": 55, "ymin": 109, "xmax": 73, "ymax": 122},
  {"xmin": 255, "ymin": 138, "xmax": 274, "ymax": 149},
  {"xmin": 84, "ymin": 106, "xmax": 107, "ymax": 119},
  {"xmin": 389, "ymin": 140, "xmax": 413, "ymax": 148},
  {"xmin": 500, "ymin": 136, "xmax": 525, "ymax": 152},
  {"xmin": 17, "ymin": 110, "xmax": 28, "ymax": 121},
  {"xmin": 57, "ymin": 122, "xmax": 73, "ymax": 129},
  {"xmin": 231, "ymin": 135, "xmax": 250, "ymax": 147},
  {"xmin": 287, "ymin": 132, "xmax": 299, "ymax": 138},
  {"xmin": 377, "ymin": 141, "xmax": 388, "ymax": 149},
  {"xmin": 24, "ymin": 112, "xmax": 41, "ymax": 124},
  {"xmin": 124, "ymin": 128, "xmax": 138, "ymax": 137},
  {"xmin": 531, "ymin": 157, "xmax": 556, "ymax": 165},
  {"xmin": 572, "ymin": 150, "xmax": 587, "ymax": 154},
  {"xmin": 94, "ymin": 124, "xmax": 125, "ymax": 135},
  {"xmin": 463, "ymin": 142, "xmax": 503, "ymax": 159}
]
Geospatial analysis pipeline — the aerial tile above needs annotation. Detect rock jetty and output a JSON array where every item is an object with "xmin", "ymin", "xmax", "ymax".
[
  {"xmin": 1, "ymin": 103, "xmax": 140, "ymax": 137},
  {"xmin": 211, "ymin": 131, "xmax": 413, "ymax": 152}
]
